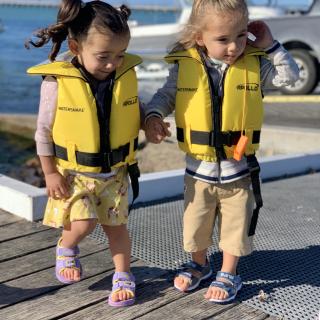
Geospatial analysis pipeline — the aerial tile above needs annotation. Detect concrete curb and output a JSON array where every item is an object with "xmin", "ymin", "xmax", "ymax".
[
  {"xmin": 0, "ymin": 175, "xmax": 47, "ymax": 221},
  {"xmin": 1, "ymin": 151, "xmax": 320, "ymax": 221}
]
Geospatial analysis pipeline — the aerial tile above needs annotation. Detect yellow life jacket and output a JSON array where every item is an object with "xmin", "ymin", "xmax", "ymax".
[
  {"xmin": 165, "ymin": 47, "xmax": 266, "ymax": 162},
  {"xmin": 28, "ymin": 53, "xmax": 142, "ymax": 172}
]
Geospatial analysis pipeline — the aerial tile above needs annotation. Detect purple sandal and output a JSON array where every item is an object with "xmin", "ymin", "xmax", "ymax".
[
  {"xmin": 55, "ymin": 238, "xmax": 82, "ymax": 284},
  {"xmin": 108, "ymin": 272, "xmax": 136, "ymax": 307}
]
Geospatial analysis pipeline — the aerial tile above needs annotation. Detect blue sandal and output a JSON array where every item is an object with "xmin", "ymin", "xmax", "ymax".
[
  {"xmin": 208, "ymin": 271, "xmax": 242, "ymax": 303},
  {"xmin": 174, "ymin": 261, "xmax": 213, "ymax": 292}
]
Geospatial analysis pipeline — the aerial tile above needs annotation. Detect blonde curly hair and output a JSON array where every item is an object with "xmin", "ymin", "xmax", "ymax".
[{"xmin": 170, "ymin": 0, "xmax": 248, "ymax": 53}]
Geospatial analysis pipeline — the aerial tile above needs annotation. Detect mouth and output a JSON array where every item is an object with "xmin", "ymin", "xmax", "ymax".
[{"xmin": 225, "ymin": 55, "xmax": 238, "ymax": 62}]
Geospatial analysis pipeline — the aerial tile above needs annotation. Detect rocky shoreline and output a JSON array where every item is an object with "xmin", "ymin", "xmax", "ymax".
[
  {"xmin": 0, "ymin": 133, "xmax": 184, "ymax": 187},
  {"xmin": 0, "ymin": 114, "xmax": 185, "ymax": 187}
]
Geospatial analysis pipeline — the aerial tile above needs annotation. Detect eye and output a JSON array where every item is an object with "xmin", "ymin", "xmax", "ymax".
[
  {"xmin": 97, "ymin": 55, "xmax": 109, "ymax": 61},
  {"xmin": 238, "ymin": 33, "xmax": 247, "ymax": 38}
]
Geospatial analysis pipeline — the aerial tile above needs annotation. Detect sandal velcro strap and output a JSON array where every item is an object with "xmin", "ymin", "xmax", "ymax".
[
  {"xmin": 58, "ymin": 256, "xmax": 81, "ymax": 270},
  {"xmin": 217, "ymin": 271, "xmax": 237, "ymax": 283},
  {"xmin": 210, "ymin": 280, "xmax": 233, "ymax": 291},
  {"xmin": 56, "ymin": 238, "xmax": 80, "ymax": 257},
  {"xmin": 112, "ymin": 280, "xmax": 136, "ymax": 291},
  {"xmin": 181, "ymin": 261, "xmax": 205, "ymax": 273},
  {"xmin": 216, "ymin": 271, "xmax": 241, "ymax": 289},
  {"xmin": 178, "ymin": 272, "xmax": 193, "ymax": 284},
  {"xmin": 63, "ymin": 257, "xmax": 77, "ymax": 268},
  {"xmin": 56, "ymin": 246, "xmax": 80, "ymax": 257}
]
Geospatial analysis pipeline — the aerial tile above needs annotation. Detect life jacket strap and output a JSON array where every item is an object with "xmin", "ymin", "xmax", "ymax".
[
  {"xmin": 176, "ymin": 127, "xmax": 260, "ymax": 147},
  {"xmin": 246, "ymin": 154, "xmax": 263, "ymax": 236},
  {"xmin": 53, "ymin": 137, "xmax": 138, "ymax": 170},
  {"xmin": 127, "ymin": 162, "xmax": 140, "ymax": 212}
]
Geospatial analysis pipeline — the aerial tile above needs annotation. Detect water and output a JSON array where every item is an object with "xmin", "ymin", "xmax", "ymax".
[{"xmin": 0, "ymin": 6, "xmax": 175, "ymax": 114}]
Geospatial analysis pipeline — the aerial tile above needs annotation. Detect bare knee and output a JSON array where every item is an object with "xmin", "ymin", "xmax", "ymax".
[
  {"xmin": 70, "ymin": 219, "xmax": 97, "ymax": 236},
  {"xmin": 102, "ymin": 224, "xmax": 128, "ymax": 242}
]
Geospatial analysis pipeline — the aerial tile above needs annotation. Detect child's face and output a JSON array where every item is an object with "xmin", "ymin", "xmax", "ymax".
[
  {"xmin": 69, "ymin": 27, "xmax": 130, "ymax": 81},
  {"xmin": 196, "ymin": 10, "xmax": 248, "ymax": 65}
]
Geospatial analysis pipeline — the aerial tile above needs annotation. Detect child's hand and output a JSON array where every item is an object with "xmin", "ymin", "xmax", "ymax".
[
  {"xmin": 247, "ymin": 20, "xmax": 274, "ymax": 50},
  {"xmin": 45, "ymin": 172, "xmax": 70, "ymax": 199},
  {"xmin": 145, "ymin": 116, "xmax": 171, "ymax": 143}
]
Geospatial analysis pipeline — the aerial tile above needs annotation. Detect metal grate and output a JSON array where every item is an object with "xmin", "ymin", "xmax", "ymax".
[{"xmin": 89, "ymin": 173, "xmax": 320, "ymax": 320}]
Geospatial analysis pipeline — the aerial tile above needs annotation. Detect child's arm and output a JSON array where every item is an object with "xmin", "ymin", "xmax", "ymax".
[
  {"xmin": 144, "ymin": 64, "xmax": 178, "ymax": 143},
  {"xmin": 247, "ymin": 20, "xmax": 300, "ymax": 89},
  {"xmin": 145, "ymin": 116, "xmax": 171, "ymax": 144},
  {"xmin": 39, "ymin": 155, "xmax": 70, "ymax": 199},
  {"xmin": 35, "ymin": 77, "xmax": 70, "ymax": 199}
]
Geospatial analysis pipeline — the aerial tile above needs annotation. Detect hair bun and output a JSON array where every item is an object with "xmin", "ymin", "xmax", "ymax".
[{"xmin": 119, "ymin": 4, "xmax": 131, "ymax": 20}]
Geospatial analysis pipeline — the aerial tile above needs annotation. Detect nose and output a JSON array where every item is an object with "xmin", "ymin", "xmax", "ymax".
[
  {"xmin": 105, "ymin": 61, "xmax": 116, "ymax": 71},
  {"xmin": 228, "ymin": 41, "xmax": 238, "ymax": 53}
]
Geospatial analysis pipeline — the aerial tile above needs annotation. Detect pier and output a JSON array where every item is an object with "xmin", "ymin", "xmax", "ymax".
[{"xmin": 0, "ymin": 172, "xmax": 319, "ymax": 319}]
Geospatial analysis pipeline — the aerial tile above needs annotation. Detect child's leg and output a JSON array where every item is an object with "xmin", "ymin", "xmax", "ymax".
[
  {"xmin": 175, "ymin": 174, "xmax": 217, "ymax": 291},
  {"xmin": 102, "ymin": 224, "xmax": 132, "ymax": 302},
  {"xmin": 59, "ymin": 219, "xmax": 97, "ymax": 282},
  {"xmin": 205, "ymin": 176, "xmax": 254, "ymax": 302}
]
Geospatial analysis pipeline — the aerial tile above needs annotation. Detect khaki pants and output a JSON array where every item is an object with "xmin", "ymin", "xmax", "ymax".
[{"xmin": 183, "ymin": 174, "xmax": 255, "ymax": 257}]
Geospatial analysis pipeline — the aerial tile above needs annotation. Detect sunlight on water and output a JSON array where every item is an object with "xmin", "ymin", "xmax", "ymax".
[{"xmin": 0, "ymin": 5, "xmax": 175, "ymax": 113}]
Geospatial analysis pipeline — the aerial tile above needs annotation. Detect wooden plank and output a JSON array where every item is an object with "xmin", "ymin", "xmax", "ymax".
[
  {"xmin": 0, "ymin": 228, "xmax": 61, "ymax": 262},
  {"xmin": 134, "ymin": 286, "xmax": 236, "ymax": 320},
  {"xmin": 60, "ymin": 270, "xmax": 183, "ymax": 320},
  {"xmin": 213, "ymin": 303, "xmax": 269, "ymax": 319},
  {"xmin": 0, "ymin": 237, "xmax": 108, "ymax": 283},
  {"xmin": 0, "ymin": 260, "xmax": 159, "ymax": 320},
  {"xmin": 0, "ymin": 209, "xmax": 22, "ymax": 226},
  {"xmin": 59, "ymin": 272, "xmax": 231, "ymax": 320},
  {"xmin": 0, "ymin": 219, "xmax": 49, "ymax": 242},
  {"xmin": 0, "ymin": 248, "xmax": 124, "ymax": 309}
]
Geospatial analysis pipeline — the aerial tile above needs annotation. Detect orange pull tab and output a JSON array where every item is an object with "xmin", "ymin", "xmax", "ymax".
[{"xmin": 233, "ymin": 135, "xmax": 249, "ymax": 161}]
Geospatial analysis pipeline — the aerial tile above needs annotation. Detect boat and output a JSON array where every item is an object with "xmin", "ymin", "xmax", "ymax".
[{"xmin": 129, "ymin": 0, "xmax": 285, "ymax": 59}]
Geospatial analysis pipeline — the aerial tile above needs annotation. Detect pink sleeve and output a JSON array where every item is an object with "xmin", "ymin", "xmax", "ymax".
[{"xmin": 34, "ymin": 76, "xmax": 58, "ymax": 156}]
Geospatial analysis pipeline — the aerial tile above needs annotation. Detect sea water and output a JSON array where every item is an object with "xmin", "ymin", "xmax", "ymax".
[{"xmin": 0, "ymin": 5, "xmax": 175, "ymax": 114}]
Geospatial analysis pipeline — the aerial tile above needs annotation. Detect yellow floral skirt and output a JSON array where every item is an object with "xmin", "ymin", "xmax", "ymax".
[{"xmin": 43, "ymin": 166, "xmax": 129, "ymax": 228}]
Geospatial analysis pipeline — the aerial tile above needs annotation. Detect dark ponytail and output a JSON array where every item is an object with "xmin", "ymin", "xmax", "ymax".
[
  {"xmin": 26, "ymin": 1, "xmax": 131, "ymax": 62},
  {"xmin": 25, "ymin": 0, "xmax": 82, "ymax": 61},
  {"xmin": 119, "ymin": 5, "xmax": 131, "ymax": 21}
]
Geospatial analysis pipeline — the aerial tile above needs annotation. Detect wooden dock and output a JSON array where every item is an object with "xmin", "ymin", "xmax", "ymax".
[{"xmin": 0, "ymin": 208, "xmax": 279, "ymax": 320}]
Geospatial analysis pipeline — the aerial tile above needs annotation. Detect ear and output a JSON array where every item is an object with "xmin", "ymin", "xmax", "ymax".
[
  {"xmin": 195, "ymin": 32, "xmax": 204, "ymax": 47},
  {"xmin": 68, "ymin": 39, "xmax": 80, "ymax": 55}
]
